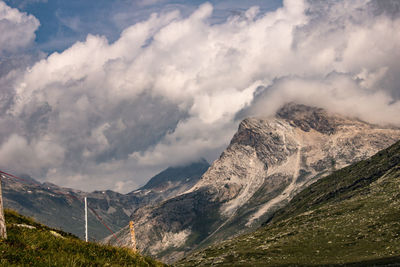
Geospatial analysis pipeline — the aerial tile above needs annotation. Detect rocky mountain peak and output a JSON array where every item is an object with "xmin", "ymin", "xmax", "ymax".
[
  {"xmin": 106, "ymin": 103, "xmax": 400, "ymax": 263},
  {"xmin": 276, "ymin": 102, "xmax": 337, "ymax": 134}
]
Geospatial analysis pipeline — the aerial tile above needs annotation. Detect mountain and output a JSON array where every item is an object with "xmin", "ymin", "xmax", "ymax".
[
  {"xmin": 1, "ymin": 159, "xmax": 209, "ymax": 240},
  {"xmin": 106, "ymin": 103, "xmax": 400, "ymax": 263},
  {"xmin": 0, "ymin": 209, "xmax": 165, "ymax": 266},
  {"xmin": 177, "ymin": 139, "xmax": 400, "ymax": 266},
  {"xmin": 128, "ymin": 159, "xmax": 210, "ymax": 204}
]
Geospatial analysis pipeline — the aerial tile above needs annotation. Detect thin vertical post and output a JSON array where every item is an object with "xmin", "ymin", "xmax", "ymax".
[
  {"xmin": 84, "ymin": 197, "xmax": 88, "ymax": 242},
  {"xmin": 0, "ymin": 175, "xmax": 6, "ymax": 239},
  {"xmin": 129, "ymin": 221, "xmax": 136, "ymax": 252}
]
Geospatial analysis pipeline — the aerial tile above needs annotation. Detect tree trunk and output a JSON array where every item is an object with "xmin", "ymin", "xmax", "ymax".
[{"xmin": 0, "ymin": 175, "xmax": 7, "ymax": 239}]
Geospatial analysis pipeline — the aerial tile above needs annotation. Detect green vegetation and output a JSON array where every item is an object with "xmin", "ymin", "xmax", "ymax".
[
  {"xmin": 0, "ymin": 209, "xmax": 166, "ymax": 267},
  {"xmin": 178, "ymin": 140, "xmax": 400, "ymax": 266}
]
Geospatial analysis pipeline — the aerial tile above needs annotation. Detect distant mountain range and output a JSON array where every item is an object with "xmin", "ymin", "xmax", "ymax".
[
  {"xmin": 1, "ymin": 159, "xmax": 209, "ymax": 240},
  {"xmin": 106, "ymin": 103, "xmax": 400, "ymax": 263},
  {"xmin": 177, "ymin": 138, "xmax": 400, "ymax": 266}
]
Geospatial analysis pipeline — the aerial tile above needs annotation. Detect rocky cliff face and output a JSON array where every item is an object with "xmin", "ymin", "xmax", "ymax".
[
  {"xmin": 106, "ymin": 103, "xmax": 400, "ymax": 263},
  {"xmin": 177, "ymin": 140, "xmax": 400, "ymax": 266}
]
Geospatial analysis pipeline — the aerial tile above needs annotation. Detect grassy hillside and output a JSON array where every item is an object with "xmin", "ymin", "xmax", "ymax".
[
  {"xmin": 0, "ymin": 209, "xmax": 166, "ymax": 266},
  {"xmin": 178, "ymin": 140, "xmax": 400, "ymax": 266}
]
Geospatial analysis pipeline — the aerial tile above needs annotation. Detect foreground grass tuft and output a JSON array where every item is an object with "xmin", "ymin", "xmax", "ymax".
[{"xmin": 0, "ymin": 209, "xmax": 166, "ymax": 266}]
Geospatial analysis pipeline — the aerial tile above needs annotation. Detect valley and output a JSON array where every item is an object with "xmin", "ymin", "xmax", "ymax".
[{"xmin": 1, "ymin": 159, "xmax": 209, "ymax": 241}]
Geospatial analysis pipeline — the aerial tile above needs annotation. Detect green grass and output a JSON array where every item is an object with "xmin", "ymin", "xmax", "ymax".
[
  {"xmin": 0, "ymin": 209, "xmax": 166, "ymax": 266},
  {"xmin": 177, "ymin": 140, "xmax": 400, "ymax": 266}
]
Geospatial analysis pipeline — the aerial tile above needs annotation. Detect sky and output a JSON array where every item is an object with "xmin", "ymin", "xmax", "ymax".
[{"xmin": 0, "ymin": 0, "xmax": 399, "ymax": 193}]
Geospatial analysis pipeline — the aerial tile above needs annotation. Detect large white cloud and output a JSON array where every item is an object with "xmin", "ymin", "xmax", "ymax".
[
  {"xmin": 246, "ymin": 73, "xmax": 400, "ymax": 126},
  {"xmin": 0, "ymin": 1, "xmax": 39, "ymax": 55},
  {"xmin": 1, "ymin": 0, "xmax": 400, "ymax": 192}
]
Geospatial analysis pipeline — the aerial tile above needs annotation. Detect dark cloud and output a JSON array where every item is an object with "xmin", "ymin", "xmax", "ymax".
[{"xmin": 371, "ymin": 0, "xmax": 400, "ymax": 18}]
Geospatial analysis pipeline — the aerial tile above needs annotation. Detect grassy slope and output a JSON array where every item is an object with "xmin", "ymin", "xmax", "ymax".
[
  {"xmin": 0, "ymin": 209, "xmax": 166, "ymax": 267},
  {"xmin": 178, "ymin": 140, "xmax": 400, "ymax": 266}
]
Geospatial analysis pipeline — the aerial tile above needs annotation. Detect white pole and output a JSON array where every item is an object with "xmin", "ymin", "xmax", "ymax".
[{"xmin": 85, "ymin": 197, "xmax": 88, "ymax": 242}]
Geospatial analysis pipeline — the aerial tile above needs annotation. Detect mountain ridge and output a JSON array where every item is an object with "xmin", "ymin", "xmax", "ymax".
[{"xmin": 1, "ymin": 159, "xmax": 209, "ymax": 240}]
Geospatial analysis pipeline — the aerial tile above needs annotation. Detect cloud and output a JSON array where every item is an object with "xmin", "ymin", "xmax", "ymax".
[
  {"xmin": 0, "ymin": 134, "xmax": 64, "ymax": 175},
  {"xmin": 244, "ymin": 0, "xmax": 400, "ymax": 122},
  {"xmin": 0, "ymin": 1, "xmax": 39, "ymax": 55},
  {"xmin": 56, "ymin": 12, "xmax": 82, "ymax": 32},
  {"xmin": 246, "ymin": 73, "xmax": 400, "ymax": 126},
  {"xmin": 1, "ymin": 0, "xmax": 400, "ymax": 192}
]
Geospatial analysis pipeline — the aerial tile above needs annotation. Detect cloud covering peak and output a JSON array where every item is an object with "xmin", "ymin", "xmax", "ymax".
[{"xmin": 0, "ymin": 0, "xmax": 399, "ymax": 192}]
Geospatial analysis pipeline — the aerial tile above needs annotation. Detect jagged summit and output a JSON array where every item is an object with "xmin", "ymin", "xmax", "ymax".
[
  {"xmin": 232, "ymin": 103, "xmax": 350, "ymax": 150},
  {"xmin": 276, "ymin": 102, "xmax": 338, "ymax": 134}
]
